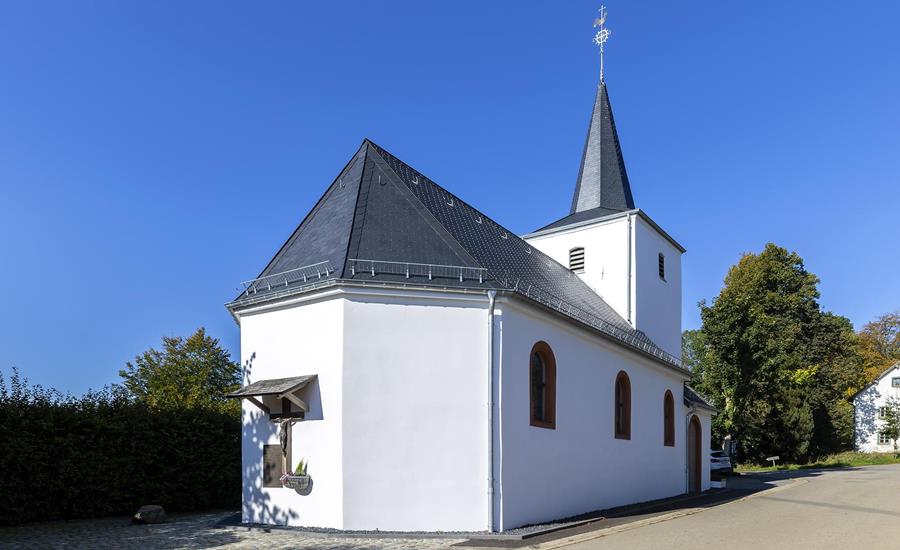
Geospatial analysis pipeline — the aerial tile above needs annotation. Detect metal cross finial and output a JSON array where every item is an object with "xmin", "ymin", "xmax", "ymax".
[{"xmin": 593, "ymin": 5, "xmax": 611, "ymax": 83}]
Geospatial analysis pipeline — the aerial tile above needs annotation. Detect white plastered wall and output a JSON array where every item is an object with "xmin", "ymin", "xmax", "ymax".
[
  {"xmin": 854, "ymin": 364, "xmax": 900, "ymax": 452},
  {"xmin": 525, "ymin": 214, "xmax": 683, "ymax": 359},
  {"xmin": 633, "ymin": 216, "xmax": 682, "ymax": 358},
  {"xmin": 524, "ymin": 217, "xmax": 630, "ymax": 322},
  {"xmin": 496, "ymin": 298, "xmax": 690, "ymax": 530},
  {"xmin": 238, "ymin": 293, "xmax": 345, "ymax": 528},
  {"xmin": 238, "ymin": 288, "xmax": 491, "ymax": 531},
  {"xmin": 340, "ymin": 290, "xmax": 489, "ymax": 531}
]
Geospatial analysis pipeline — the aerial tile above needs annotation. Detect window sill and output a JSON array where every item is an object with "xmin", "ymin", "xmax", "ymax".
[
  {"xmin": 615, "ymin": 433, "xmax": 630, "ymax": 440},
  {"xmin": 531, "ymin": 420, "xmax": 556, "ymax": 430}
]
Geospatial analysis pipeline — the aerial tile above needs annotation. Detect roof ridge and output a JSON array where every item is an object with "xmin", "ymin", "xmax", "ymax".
[
  {"xmin": 364, "ymin": 143, "xmax": 483, "ymax": 270},
  {"xmin": 235, "ymin": 142, "xmax": 367, "ymax": 300},
  {"xmin": 364, "ymin": 141, "xmax": 647, "ymax": 333}
]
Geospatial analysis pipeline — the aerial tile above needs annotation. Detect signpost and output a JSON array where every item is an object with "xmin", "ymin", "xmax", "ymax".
[{"xmin": 766, "ymin": 455, "xmax": 780, "ymax": 468}]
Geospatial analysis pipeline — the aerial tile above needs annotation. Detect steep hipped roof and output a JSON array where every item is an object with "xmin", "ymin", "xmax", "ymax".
[
  {"xmin": 230, "ymin": 139, "xmax": 681, "ymax": 369},
  {"xmin": 570, "ymin": 82, "xmax": 634, "ymax": 215}
]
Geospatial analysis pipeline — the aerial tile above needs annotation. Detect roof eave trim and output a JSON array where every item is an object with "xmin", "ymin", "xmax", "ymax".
[
  {"xmin": 502, "ymin": 292, "xmax": 691, "ymax": 377},
  {"xmin": 524, "ymin": 208, "xmax": 687, "ymax": 253},
  {"xmin": 684, "ymin": 397, "xmax": 719, "ymax": 413}
]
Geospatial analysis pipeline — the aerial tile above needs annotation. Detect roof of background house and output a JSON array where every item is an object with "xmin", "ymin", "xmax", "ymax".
[
  {"xmin": 851, "ymin": 361, "xmax": 900, "ymax": 400},
  {"xmin": 228, "ymin": 139, "xmax": 682, "ymax": 371}
]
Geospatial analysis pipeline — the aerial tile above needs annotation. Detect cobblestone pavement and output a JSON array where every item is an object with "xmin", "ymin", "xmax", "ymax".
[{"xmin": 0, "ymin": 511, "xmax": 467, "ymax": 550}]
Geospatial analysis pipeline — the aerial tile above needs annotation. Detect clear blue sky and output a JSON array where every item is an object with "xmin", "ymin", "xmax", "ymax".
[{"xmin": 2, "ymin": 1, "xmax": 898, "ymax": 394}]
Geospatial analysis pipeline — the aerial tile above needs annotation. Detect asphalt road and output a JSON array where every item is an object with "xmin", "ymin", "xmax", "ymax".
[{"xmin": 556, "ymin": 464, "xmax": 900, "ymax": 550}]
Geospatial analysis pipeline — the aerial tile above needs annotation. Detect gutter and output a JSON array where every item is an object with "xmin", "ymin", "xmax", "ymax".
[
  {"xmin": 486, "ymin": 290, "xmax": 498, "ymax": 532},
  {"xmin": 626, "ymin": 211, "xmax": 633, "ymax": 325}
]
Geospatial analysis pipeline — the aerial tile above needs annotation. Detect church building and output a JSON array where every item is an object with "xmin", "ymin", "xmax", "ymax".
[{"xmin": 226, "ymin": 13, "xmax": 714, "ymax": 532}]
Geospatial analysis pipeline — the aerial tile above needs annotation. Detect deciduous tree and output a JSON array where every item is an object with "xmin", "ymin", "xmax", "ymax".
[
  {"xmin": 119, "ymin": 328, "xmax": 239, "ymax": 414},
  {"xmin": 690, "ymin": 243, "xmax": 863, "ymax": 463}
]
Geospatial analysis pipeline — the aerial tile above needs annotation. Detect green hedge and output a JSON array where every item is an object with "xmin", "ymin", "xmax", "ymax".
[{"xmin": 0, "ymin": 377, "xmax": 240, "ymax": 526}]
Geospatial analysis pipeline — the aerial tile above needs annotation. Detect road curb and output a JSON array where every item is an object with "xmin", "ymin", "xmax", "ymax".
[{"xmin": 529, "ymin": 478, "xmax": 808, "ymax": 550}]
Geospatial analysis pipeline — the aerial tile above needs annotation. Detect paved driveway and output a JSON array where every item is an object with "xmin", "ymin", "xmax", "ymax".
[
  {"xmin": 551, "ymin": 464, "xmax": 900, "ymax": 550},
  {"xmin": 4, "ymin": 466, "xmax": 899, "ymax": 549}
]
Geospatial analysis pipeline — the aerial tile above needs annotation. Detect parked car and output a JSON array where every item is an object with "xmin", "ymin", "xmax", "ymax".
[{"xmin": 710, "ymin": 450, "xmax": 733, "ymax": 474}]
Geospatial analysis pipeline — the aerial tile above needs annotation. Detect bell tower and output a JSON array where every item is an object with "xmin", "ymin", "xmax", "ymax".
[{"xmin": 524, "ymin": 5, "xmax": 684, "ymax": 359}]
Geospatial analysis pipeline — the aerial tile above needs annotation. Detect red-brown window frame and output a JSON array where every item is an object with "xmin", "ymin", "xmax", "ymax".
[
  {"xmin": 663, "ymin": 390, "xmax": 675, "ymax": 447},
  {"xmin": 614, "ymin": 371, "xmax": 631, "ymax": 440},
  {"xmin": 529, "ymin": 341, "xmax": 557, "ymax": 429}
]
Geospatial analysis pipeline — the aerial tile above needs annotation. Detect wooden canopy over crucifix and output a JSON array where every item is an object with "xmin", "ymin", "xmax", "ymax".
[{"xmin": 226, "ymin": 374, "xmax": 316, "ymax": 421}]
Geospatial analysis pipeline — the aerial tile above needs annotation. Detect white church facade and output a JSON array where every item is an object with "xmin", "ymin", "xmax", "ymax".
[{"xmin": 226, "ymin": 41, "xmax": 715, "ymax": 531}]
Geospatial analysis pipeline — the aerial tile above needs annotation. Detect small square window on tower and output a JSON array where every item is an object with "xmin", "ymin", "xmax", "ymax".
[
  {"xmin": 569, "ymin": 247, "xmax": 585, "ymax": 273},
  {"xmin": 658, "ymin": 253, "xmax": 666, "ymax": 280}
]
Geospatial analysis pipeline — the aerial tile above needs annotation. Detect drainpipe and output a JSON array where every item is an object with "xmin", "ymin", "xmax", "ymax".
[
  {"xmin": 626, "ymin": 212, "xmax": 633, "ymax": 326},
  {"xmin": 486, "ymin": 290, "xmax": 497, "ymax": 532}
]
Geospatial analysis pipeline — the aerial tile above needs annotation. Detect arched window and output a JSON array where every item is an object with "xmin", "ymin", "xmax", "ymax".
[
  {"xmin": 529, "ymin": 342, "xmax": 556, "ymax": 429},
  {"xmin": 614, "ymin": 371, "xmax": 631, "ymax": 439},
  {"xmin": 663, "ymin": 390, "xmax": 675, "ymax": 446},
  {"xmin": 569, "ymin": 247, "xmax": 585, "ymax": 273}
]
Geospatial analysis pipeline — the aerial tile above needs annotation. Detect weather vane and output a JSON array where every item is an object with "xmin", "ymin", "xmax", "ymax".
[{"xmin": 593, "ymin": 5, "xmax": 611, "ymax": 83}]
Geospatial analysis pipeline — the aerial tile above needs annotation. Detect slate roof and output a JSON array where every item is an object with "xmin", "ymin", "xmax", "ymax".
[
  {"xmin": 539, "ymin": 82, "xmax": 635, "ymax": 233},
  {"xmin": 229, "ymin": 139, "xmax": 682, "ymax": 369},
  {"xmin": 536, "ymin": 205, "xmax": 628, "ymax": 233},
  {"xmin": 227, "ymin": 375, "xmax": 316, "ymax": 398},
  {"xmin": 570, "ymin": 83, "xmax": 634, "ymax": 214},
  {"xmin": 851, "ymin": 361, "xmax": 900, "ymax": 400},
  {"xmin": 684, "ymin": 385, "xmax": 718, "ymax": 412}
]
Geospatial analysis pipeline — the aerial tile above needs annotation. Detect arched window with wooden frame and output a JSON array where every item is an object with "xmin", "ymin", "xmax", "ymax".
[
  {"xmin": 529, "ymin": 342, "xmax": 556, "ymax": 429},
  {"xmin": 614, "ymin": 371, "xmax": 631, "ymax": 439},
  {"xmin": 663, "ymin": 390, "xmax": 675, "ymax": 446}
]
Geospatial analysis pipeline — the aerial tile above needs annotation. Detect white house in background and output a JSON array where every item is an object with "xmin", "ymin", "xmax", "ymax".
[
  {"xmin": 854, "ymin": 362, "xmax": 900, "ymax": 452},
  {"xmin": 224, "ymin": 47, "xmax": 715, "ymax": 531}
]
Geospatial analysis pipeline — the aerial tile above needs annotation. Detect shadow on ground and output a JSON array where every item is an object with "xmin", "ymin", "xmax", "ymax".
[
  {"xmin": 454, "ymin": 470, "xmax": 828, "ymax": 548},
  {"xmin": 0, "ymin": 511, "xmax": 244, "ymax": 549}
]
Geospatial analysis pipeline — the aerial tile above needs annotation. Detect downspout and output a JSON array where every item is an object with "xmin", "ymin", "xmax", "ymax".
[
  {"xmin": 626, "ymin": 212, "xmax": 633, "ymax": 325},
  {"xmin": 486, "ymin": 290, "xmax": 497, "ymax": 532}
]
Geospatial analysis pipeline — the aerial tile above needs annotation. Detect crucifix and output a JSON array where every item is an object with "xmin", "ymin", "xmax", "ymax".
[{"xmin": 593, "ymin": 5, "xmax": 611, "ymax": 83}]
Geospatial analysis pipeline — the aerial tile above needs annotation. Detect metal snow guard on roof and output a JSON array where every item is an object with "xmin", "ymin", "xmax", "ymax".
[
  {"xmin": 498, "ymin": 275, "xmax": 683, "ymax": 368},
  {"xmin": 240, "ymin": 261, "xmax": 335, "ymax": 296},
  {"xmin": 348, "ymin": 258, "xmax": 487, "ymax": 284},
  {"xmin": 226, "ymin": 375, "xmax": 316, "ymax": 398}
]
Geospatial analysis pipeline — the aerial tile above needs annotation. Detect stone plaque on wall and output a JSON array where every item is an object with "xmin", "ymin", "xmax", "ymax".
[{"xmin": 263, "ymin": 444, "xmax": 283, "ymax": 488}]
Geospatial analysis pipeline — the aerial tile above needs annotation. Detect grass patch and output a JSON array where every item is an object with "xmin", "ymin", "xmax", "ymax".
[{"xmin": 736, "ymin": 451, "xmax": 900, "ymax": 473}]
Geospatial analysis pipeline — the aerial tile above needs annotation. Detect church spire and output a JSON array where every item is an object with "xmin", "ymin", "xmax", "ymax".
[{"xmin": 570, "ymin": 7, "xmax": 635, "ymax": 215}]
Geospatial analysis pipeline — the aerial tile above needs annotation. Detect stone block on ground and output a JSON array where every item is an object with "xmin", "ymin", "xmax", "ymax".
[{"xmin": 132, "ymin": 505, "xmax": 167, "ymax": 524}]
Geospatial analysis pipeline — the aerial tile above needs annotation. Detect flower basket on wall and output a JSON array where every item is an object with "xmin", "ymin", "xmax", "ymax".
[
  {"xmin": 281, "ymin": 458, "xmax": 310, "ymax": 491},
  {"xmin": 281, "ymin": 474, "xmax": 311, "ymax": 491}
]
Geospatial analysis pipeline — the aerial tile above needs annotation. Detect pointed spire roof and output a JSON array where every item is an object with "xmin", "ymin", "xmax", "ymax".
[
  {"xmin": 230, "ymin": 139, "xmax": 681, "ymax": 370},
  {"xmin": 570, "ymin": 82, "xmax": 634, "ymax": 214}
]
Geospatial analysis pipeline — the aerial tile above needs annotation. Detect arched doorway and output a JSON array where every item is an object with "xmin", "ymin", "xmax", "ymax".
[{"xmin": 687, "ymin": 415, "xmax": 702, "ymax": 494}]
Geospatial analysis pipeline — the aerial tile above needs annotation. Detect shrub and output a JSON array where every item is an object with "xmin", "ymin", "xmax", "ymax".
[{"xmin": 0, "ymin": 369, "xmax": 240, "ymax": 526}]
